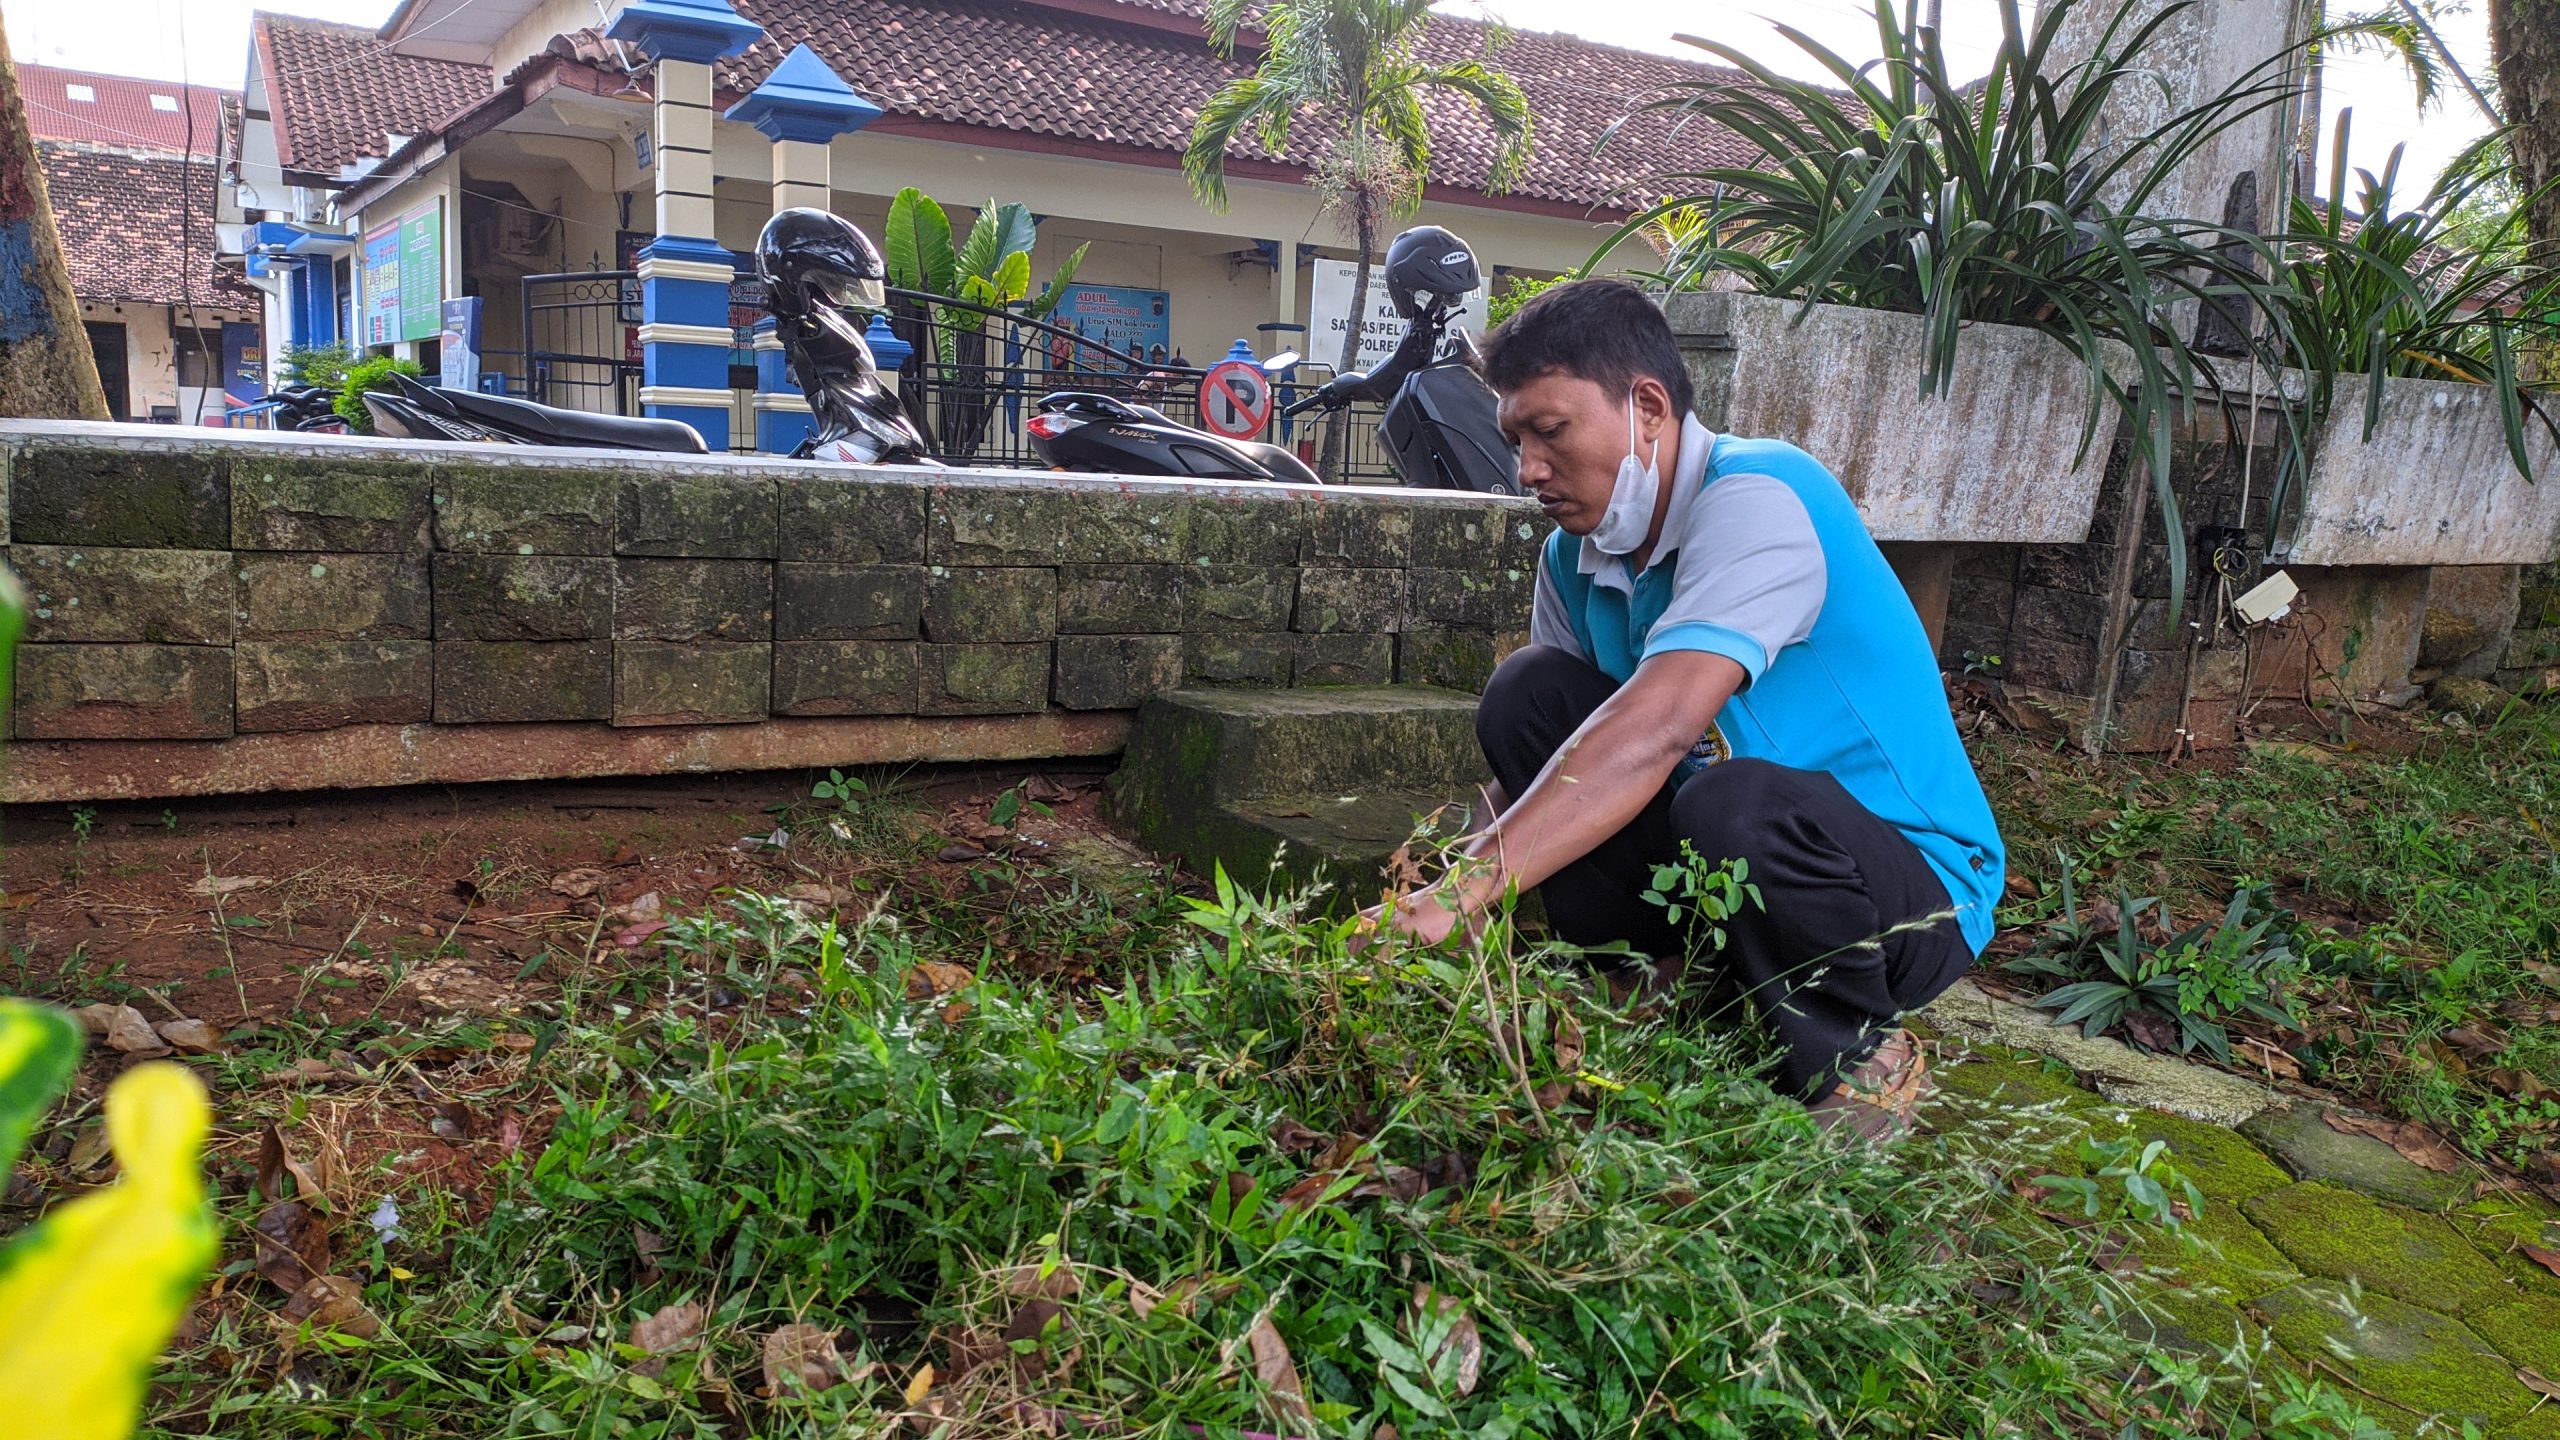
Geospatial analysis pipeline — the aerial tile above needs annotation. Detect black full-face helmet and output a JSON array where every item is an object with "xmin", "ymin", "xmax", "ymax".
[
  {"xmin": 755, "ymin": 207, "xmax": 887, "ymax": 316},
  {"xmin": 1384, "ymin": 225, "xmax": 1479, "ymax": 319}
]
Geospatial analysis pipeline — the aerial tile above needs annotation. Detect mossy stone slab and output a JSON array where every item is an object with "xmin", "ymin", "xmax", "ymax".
[
  {"xmin": 2243, "ymin": 1182, "xmax": 2510, "ymax": 1315},
  {"xmin": 2468, "ymin": 1294, "xmax": 2560, "ymax": 1376},
  {"xmin": 2449, "ymin": 1194, "xmax": 2560, "ymax": 1294},
  {"xmin": 2253, "ymin": 1282, "xmax": 2530, "ymax": 1430},
  {"xmin": 2238, "ymin": 1105, "xmax": 2473, "ymax": 1212}
]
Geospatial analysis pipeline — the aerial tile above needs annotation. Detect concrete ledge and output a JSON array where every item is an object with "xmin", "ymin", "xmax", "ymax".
[
  {"xmin": 1666, "ymin": 292, "xmax": 2128, "ymax": 545},
  {"xmin": 2, "ymin": 711, "xmax": 1132, "ymax": 803},
  {"xmin": 2288, "ymin": 378, "xmax": 2560, "ymax": 566}
]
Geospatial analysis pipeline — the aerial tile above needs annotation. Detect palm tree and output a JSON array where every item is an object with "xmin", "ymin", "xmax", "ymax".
[{"xmin": 1184, "ymin": 0, "xmax": 1533, "ymax": 477}]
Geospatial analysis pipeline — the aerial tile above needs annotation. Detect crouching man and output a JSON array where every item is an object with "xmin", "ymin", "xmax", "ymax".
[{"xmin": 1361, "ymin": 279, "xmax": 2005, "ymax": 1137}]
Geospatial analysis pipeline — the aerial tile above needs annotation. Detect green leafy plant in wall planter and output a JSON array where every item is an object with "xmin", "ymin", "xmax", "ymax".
[
  {"xmin": 2274, "ymin": 117, "xmax": 2560, "ymax": 528},
  {"xmin": 1590, "ymin": 0, "xmax": 2318, "ymax": 617},
  {"xmin": 882, "ymin": 188, "xmax": 1090, "ymax": 459}
]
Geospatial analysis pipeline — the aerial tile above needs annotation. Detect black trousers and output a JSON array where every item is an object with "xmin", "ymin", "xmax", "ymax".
[{"xmin": 1478, "ymin": 645, "xmax": 1976, "ymax": 1099}]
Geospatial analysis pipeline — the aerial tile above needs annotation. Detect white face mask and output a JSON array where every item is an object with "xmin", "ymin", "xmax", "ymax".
[{"xmin": 1587, "ymin": 388, "xmax": 1662, "ymax": 556}]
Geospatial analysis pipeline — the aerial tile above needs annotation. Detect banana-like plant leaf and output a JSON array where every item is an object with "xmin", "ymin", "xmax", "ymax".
[
  {"xmin": 1026, "ymin": 242, "xmax": 1092, "ymax": 319},
  {"xmin": 884, "ymin": 187, "xmax": 956, "ymax": 298}
]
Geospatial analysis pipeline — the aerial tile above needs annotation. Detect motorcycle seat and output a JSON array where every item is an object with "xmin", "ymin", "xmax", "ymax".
[{"xmin": 438, "ymin": 387, "xmax": 709, "ymax": 454}]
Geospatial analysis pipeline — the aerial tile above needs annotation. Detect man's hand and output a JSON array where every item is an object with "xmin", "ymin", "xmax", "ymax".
[{"xmin": 1352, "ymin": 882, "xmax": 1471, "ymax": 953}]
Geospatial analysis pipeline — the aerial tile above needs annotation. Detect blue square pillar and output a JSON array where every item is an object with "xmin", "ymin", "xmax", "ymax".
[{"xmin": 606, "ymin": 0, "xmax": 765, "ymax": 450}]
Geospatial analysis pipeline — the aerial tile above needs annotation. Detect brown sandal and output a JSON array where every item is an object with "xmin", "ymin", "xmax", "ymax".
[{"xmin": 1807, "ymin": 1029, "xmax": 1933, "ymax": 1142}]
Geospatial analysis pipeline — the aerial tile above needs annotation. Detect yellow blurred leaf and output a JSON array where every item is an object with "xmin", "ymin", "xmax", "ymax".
[{"xmin": 903, "ymin": 1360, "xmax": 936, "ymax": 1405}]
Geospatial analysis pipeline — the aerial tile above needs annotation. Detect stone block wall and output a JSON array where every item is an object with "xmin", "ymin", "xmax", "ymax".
[{"xmin": 0, "ymin": 423, "xmax": 1540, "ymax": 800}]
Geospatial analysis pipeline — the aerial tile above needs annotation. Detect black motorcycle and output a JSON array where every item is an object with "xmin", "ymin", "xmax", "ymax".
[
  {"xmin": 361, "ymin": 372, "xmax": 708, "ymax": 452},
  {"xmin": 1024, "ymin": 351, "xmax": 1322, "ymax": 484},
  {"xmin": 1280, "ymin": 225, "xmax": 1520, "ymax": 496}
]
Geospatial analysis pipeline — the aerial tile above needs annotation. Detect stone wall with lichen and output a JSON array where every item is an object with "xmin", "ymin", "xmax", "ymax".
[{"xmin": 0, "ymin": 423, "xmax": 1539, "ymax": 782}]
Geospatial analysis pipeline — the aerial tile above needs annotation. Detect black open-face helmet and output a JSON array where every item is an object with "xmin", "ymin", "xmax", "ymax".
[
  {"xmin": 756, "ymin": 208, "xmax": 887, "ymax": 316},
  {"xmin": 1384, "ymin": 225, "xmax": 1479, "ymax": 319}
]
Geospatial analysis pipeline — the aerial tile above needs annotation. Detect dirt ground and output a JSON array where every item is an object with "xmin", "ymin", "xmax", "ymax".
[{"xmin": 0, "ymin": 759, "xmax": 1154, "ymax": 1046}]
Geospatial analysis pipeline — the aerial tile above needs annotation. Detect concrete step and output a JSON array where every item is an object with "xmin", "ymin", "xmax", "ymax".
[{"xmin": 1106, "ymin": 686, "xmax": 1490, "ymax": 898}]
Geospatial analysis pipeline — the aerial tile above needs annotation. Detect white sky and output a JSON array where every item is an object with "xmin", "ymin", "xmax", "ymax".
[{"xmin": 3, "ymin": 0, "xmax": 2500, "ymax": 205}]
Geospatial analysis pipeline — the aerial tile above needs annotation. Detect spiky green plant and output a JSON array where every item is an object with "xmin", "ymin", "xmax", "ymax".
[
  {"xmin": 2277, "ymin": 118, "xmax": 2560, "ymax": 518},
  {"xmin": 1591, "ymin": 0, "xmax": 2318, "ymax": 617}
]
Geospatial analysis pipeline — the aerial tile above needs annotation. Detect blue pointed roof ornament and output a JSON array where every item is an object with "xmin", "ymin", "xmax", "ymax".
[
  {"xmin": 604, "ymin": 0, "xmax": 764, "ymax": 65},
  {"xmin": 724, "ymin": 43, "xmax": 883, "ymax": 144}
]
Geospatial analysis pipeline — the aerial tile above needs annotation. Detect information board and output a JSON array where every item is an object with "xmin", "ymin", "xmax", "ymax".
[
  {"xmin": 360, "ymin": 199, "xmax": 446, "ymax": 345},
  {"xmin": 1308, "ymin": 259, "xmax": 1487, "ymax": 372},
  {"xmin": 1050, "ymin": 283, "xmax": 1171, "ymax": 371}
]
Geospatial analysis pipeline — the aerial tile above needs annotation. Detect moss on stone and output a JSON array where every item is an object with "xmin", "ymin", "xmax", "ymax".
[
  {"xmin": 2238, "ymin": 1105, "xmax": 2472, "ymax": 1212},
  {"xmin": 2449, "ymin": 1193, "xmax": 2560, "ymax": 1294},
  {"xmin": 2468, "ymin": 1294, "xmax": 2560, "ymax": 1377},
  {"xmin": 2254, "ymin": 1282, "xmax": 2530, "ymax": 1429},
  {"xmin": 1930, "ymin": 1048, "xmax": 2104, "ymax": 1113},
  {"xmin": 2243, "ymin": 1182, "xmax": 2510, "ymax": 1315},
  {"xmin": 2078, "ymin": 1104, "xmax": 2298, "ymax": 1206}
]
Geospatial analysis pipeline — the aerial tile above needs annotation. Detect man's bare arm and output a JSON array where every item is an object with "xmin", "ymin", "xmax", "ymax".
[{"xmin": 1444, "ymin": 650, "xmax": 1746, "ymax": 912}]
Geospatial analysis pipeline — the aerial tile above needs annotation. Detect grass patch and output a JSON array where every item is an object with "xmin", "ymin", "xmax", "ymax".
[{"xmin": 98, "ymin": 867, "xmax": 2401, "ymax": 1439}]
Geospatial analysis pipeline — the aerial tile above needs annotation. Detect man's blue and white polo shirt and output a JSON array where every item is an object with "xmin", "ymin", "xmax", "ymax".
[{"xmin": 1528, "ymin": 413, "xmax": 2007, "ymax": 954}]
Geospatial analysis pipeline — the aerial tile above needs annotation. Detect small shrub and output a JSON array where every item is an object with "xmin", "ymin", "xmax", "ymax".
[
  {"xmin": 332, "ymin": 355, "xmax": 425, "ymax": 433},
  {"xmin": 2007, "ymin": 869, "xmax": 2304, "ymax": 1061}
]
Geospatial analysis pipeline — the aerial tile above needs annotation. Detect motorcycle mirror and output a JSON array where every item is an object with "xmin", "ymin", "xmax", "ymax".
[{"xmin": 1261, "ymin": 351, "xmax": 1301, "ymax": 373}]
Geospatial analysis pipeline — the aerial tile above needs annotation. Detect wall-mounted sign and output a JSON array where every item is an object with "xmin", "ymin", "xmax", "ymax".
[
  {"xmin": 438, "ymin": 296, "xmax": 482, "ymax": 391},
  {"xmin": 1307, "ymin": 259, "xmax": 1486, "ymax": 373},
  {"xmin": 360, "ymin": 198, "xmax": 445, "ymax": 346},
  {"xmin": 1049, "ymin": 283, "xmax": 1170, "ymax": 372}
]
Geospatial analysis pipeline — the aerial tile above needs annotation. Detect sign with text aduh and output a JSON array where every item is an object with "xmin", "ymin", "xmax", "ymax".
[{"xmin": 1307, "ymin": 259, "xmax": 1487, "ymax": 373}]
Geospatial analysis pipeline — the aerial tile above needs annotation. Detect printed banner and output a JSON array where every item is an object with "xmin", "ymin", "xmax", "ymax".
[
  {"xmin": 1307, "ymin": 259, "xmax": 1487, "ymax": 373},
  {"xmin": 1049, "ymin": 283, "xmax": 1172, "ymax": 372}
]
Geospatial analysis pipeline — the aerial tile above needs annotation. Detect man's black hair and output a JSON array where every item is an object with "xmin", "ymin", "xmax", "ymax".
[{"xmin": 1481, "ymin": 278, "xmax": 1695, "ymax": 417}]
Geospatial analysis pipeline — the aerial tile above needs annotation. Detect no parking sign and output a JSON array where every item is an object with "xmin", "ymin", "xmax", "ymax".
[{"xmin": 1198, "ymin": 354, "xmax": 1273, "ymax": 439}]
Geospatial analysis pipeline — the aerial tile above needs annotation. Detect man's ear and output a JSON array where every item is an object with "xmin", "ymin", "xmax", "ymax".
[{"xmin": 1633, "ymin": 373, "xmax": 1678, "ymax": 446}]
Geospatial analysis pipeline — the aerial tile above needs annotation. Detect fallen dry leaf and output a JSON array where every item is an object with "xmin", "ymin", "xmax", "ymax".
[
  {"xmin": 2234, "ymin": 1037, "xmax": 2302, "ymax": 1081},
  {"xmin": 903, "ymin": 1361, "xmax": 936, "ymax": 1406},
  {"xmin": 2322, "ymin": 1110, "xmax": 2404, "ymax": 1144},
  {"xmin": 1274, "ymin": 1173, "xmax": 1337, "ymax": 1210},
  {"xmin": 935, "ymin": 843, "xmax": 989, "ymax": 864},
  {"xmin": 282, "ymin": 1274, "xmax": 379, "ymax": 1339},
  {"xmin": 256, "ymin": 1123, "xmax": 329, "ymax": 1209},
  {"xmin": 1553, "ymin": 1010, "xmax": 1585, "ymax": 1075},
  {"xmin": 1000, "ymin": 1263, "xmax": 1082, "ymax": 1301},
  {"xmin": 761, "ymin": 1323, "xmax": 845, "ymax": 1394},
  {"xmin": 632, "ymin": 1301, "xmax": 704, "ymax": 1355},
  {"xmin": 65, "ymin": 1123, "xmax": 112, "ymax": 1174},
  {"xmin": 1002, "ymin": 1298, "xmax": 1074, "ymax": 1381},
  {"xmin": 548, "ymin": 867, "xmax": 608, "ymax": 899},
  {"xmin": 1243, "ymin": 1311, "xmax": 1310, "ymax": 1423},
  {"xmin": 632, "ymin": 1227, "xmax": 667, "ymax": 1287},
  {"xmin": 2520, "ymin": 1242, "xmax": 2560, "ymax": 1280},
  {"xmin": 1412, "ymin": 1286, "xmax": 1483, "ymax": 1397},
  {"xmin": 76, "ymin": 1003, "xmax": 162, "ymax": 1054},
  {"xmin": 1267, "ymin": 1117, "xmax": 1328, "ymax": 1156},
  {"xmin": 2390, "ymin": 1124, "xmax": 2465, "ymax": 1176},
  {"xmin": 2522, "ymin": 1367, "xmax": 2560, "ymax": 1402},
  {"xmin": 905, "ymin": 962, "xmax": 975, "ymax": 1001},
  {"xmin": 782, "ymin": 883, "xmax": 840, "ymax": 907},
  {"xmin": 153, "ymin": 1018, "xmax": 222, "ymax": 1055},
  {"xmin": 189, "ymin": 874, "xmax": 269, "ymax": 897},
  {"xmin": 252, "ymin": 1200, "xmax": 331, "ymax": 1294}
]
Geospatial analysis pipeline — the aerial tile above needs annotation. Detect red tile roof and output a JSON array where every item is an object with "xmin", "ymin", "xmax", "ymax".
[
  {"xmin": 254, "ymin": 12, "xmax": 490, "ymax": 177},
  {"xmin": 593, "ymin": 0, "xmax": 1764, "ymax": 218},
  {"xmin": 35, "ymin": 142, "xmax": 263, "ymax": 308},
  {"xmin": 14, "ymin": 62, "xmax": 233, "ymax": 155}
]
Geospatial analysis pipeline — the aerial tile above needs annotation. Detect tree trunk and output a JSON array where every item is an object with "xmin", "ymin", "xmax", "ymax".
[
  {"xmin": 2294, "ymin": 2, "xmax": 2326, "ymax": 198},
  {"xmin": 1320, "ymin": 215, "xmax": 1375, "ymax": 483},
  {"xmin": 2491, "ymin": 0, "xmax": 2560, "ymax": 269},
  {"xmin": 0, "ymin": 17, "xmax": 110, "ymax": 421}
]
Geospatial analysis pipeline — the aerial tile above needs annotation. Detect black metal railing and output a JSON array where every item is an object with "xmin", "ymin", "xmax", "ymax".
[
  {"xmin": 520, "ymin": 269, "xmax": 640, "ymax": 416},
  {"xmin": 499, "ymin": 266, "xmax": 1407, "ymax": 482}
]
